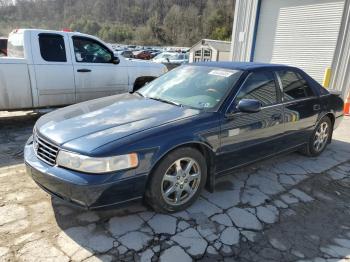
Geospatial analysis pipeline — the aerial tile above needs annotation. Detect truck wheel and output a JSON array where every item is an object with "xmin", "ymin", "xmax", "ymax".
[
  {"xmin": 301, "ymin": 116, "xmax": 332, "ymax": 157},
  {"xmin": 133, "ymin": 77, "xmax": 155, "ymax": 92},
  {"xmin": 146, "ymin": 147, "xmax": 207, "ymax": 213}
]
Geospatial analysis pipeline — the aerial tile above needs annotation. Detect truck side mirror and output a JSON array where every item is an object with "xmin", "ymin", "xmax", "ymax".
[{"xmin": 112, "ymin": 56, "xmax": 120, "ymax": 65}]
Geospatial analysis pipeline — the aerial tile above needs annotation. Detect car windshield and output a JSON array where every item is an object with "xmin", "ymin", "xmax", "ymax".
[{"xmin": 138, "ymin": 66, "xmax": 242, "ymax": 110}]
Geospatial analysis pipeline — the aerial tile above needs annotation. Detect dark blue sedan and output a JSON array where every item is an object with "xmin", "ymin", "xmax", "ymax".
[{"xmin": 24, "ymin": 62, "xmax": 344, "ymax": 212}]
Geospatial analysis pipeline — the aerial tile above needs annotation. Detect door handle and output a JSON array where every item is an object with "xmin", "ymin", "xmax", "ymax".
[
  {"xmin": 77, "ymin": 69, "xmax": 91, "ymax": 73},
  {"xmin": 313, "ymin": 104, "xmax": 321, "ymax": 111}
]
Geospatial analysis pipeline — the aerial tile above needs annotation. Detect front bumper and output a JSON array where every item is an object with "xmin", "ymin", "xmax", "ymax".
[{"xmin": 24, "ymin": 138, "xmax": 148, "ymax": 209}]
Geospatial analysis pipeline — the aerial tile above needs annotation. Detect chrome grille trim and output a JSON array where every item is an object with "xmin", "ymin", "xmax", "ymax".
[{"xmin": 33, "ymin": 132, "xmax": 59, "ymax": 166}]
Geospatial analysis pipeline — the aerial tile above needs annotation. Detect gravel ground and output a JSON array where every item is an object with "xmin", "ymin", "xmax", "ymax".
[{"xmin": 0, "ymin": 111, "xmax": 349, "ymax": 262}]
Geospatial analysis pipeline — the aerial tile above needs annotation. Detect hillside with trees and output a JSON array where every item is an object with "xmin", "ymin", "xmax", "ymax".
[{"xmin": 0, "ymin": 0, "xmax": 235, "ymax": 46}]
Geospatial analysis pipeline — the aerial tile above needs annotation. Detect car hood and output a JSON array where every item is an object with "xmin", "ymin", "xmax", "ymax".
[{"xmin": 35, "ymin": 93, "xmax": 200, "ymax": 153}]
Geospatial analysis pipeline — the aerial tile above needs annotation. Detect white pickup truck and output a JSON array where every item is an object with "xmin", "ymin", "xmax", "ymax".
[{"xmin": 0, "ymin": 29, "xmax": 167, "ymax": 110}]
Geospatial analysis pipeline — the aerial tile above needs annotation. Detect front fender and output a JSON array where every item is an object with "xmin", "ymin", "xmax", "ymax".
[{"xmin": 90, "ymin": 112, "xmax": 221, "ymax": 183}]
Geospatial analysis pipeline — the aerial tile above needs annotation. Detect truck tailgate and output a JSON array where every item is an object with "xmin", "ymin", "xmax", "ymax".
[{"xmin": 0, "ymin": 58, "xmax": 33, "ymax": 110}]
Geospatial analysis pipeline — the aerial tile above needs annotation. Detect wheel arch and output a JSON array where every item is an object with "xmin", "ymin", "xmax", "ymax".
[
  {"xmin": 132, "ymin": 76, "xmax": 157, "ymax": 92},
  {"xmin": 324, "ymin": 112, "xmax": 335, "ymax": 127},
  {"xmin": 324, "ymin": 112, "xmax": 335, "ymax": 143},
  {"xmin": 146, "ymin": 141, "xmax": 217, "ymax": 195}
]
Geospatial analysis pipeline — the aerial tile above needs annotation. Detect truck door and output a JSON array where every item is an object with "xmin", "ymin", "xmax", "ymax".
[
  {"xmin": 31, "ymin": 32, "xmax": 76, "ymax": 107},
  {"xmin": 69, "ymin": 36, "xmax": 129, "ymax": 103}
]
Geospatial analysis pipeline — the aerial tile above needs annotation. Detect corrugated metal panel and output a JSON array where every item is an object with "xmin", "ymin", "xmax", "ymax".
[
  {"xmin": 254, "ymin": 0, "xmax": 344, "ymax": 84},
  {"xmin": 230, "ymin": 0, "xmax": 260, "ymax": 61},
  {"xmin": 330, "ymin": 0, "xmax": 350, "ymax": 98}
]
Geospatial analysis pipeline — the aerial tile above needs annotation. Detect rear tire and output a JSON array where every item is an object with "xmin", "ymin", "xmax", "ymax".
[
  {"xmin": 301, "ymin": 116, "xmax": 332, "ymax": 157},
  {"xmin": 145, "ymin": 147, "xmax": 207, "ymax": 213}
]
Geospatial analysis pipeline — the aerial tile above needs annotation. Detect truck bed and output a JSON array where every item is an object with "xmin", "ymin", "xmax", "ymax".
[{"xmin": 0, "ymin": 58, "xmax": 33, "ymax": 110}]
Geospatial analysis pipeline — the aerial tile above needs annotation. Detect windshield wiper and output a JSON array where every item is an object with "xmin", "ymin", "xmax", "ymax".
[
  {"xmin": 149, "ymin": 97, "xmax": 182, "ymax": 107},
  {"xmin": 134, "ymin": 91, "xmax": 144, "ymax": 97}
]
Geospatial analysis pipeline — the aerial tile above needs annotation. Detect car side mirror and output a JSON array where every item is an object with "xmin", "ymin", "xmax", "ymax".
[
  {"xmin": 237, "ymin": 99, "xmax": 262, "ymax": 113},
  {"xmin": 112, "ymin": 56, "xmax": 120, "ymax": 65}
]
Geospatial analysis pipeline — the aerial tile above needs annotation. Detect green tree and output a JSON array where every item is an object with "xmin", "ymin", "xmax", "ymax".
[{"xmin": 0, "ymin": 0, "xmax": 235, "ymax": 45}]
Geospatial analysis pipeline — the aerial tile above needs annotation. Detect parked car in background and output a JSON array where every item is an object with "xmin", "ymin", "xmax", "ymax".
[
  {"xmin": 133, "ymin": 50, "xmax": 153, "ymax": 60},
  {"xmin": 25, "ymin": 62, "xmax": 343, "ymax": 212},
  {"xmin": 150, "ymin": 50, "xmax": 162, "ymax": 58},
  {"xmin": 0, "ymin": 29, "xmax": 167, "ymax": 111},
  {"xmin": 117, "ymin": 50, "xmax": 134, "ymax": 58},
  {"xmin": 0, "ymin": 37, "xmax": 7, "ymax": 56},
  {"xmin": 152, "ymin": 52, "xmax": 189, "ymax": 64}
]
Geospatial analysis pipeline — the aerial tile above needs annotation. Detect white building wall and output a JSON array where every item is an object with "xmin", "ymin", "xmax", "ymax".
[
  {"xmin": 230, "ymin": 0, "xmax": 350, "ymax": 98},
  {"xmin": 218, "ymin": 51, "xmax": 231, "ymax": 61},
  {"xmin": 230, "ymin": 0, "xmax": 260, "ymax": 61},
  {"xmin": 253, "ymin": 0, "xmax": 344, "ymax": 84},
  {"xmin": 330, "ymin": 0, "xmax": 350, "ymax": 97}
]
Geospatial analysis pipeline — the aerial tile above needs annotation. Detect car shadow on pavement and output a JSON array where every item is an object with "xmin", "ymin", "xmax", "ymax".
[
  {"xmin": 1, "ymin": 115, "xmax": 347, "ymax": 261},
  {"xmin": 48, "ymin": 135, "xmax": 350, "ymax": 261},
  {"xmin": 0, "ymin": 112, "xmax": 41, "ymax": 168}
]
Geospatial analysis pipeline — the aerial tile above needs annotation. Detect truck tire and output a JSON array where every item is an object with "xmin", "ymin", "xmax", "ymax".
[{"xmin": 133, "ymin": 77, "xmax": 156, "ymax": 92}]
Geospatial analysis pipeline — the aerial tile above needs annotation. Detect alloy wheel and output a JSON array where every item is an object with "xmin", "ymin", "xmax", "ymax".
[
  {"xmin": 313, "ymin": 121, "xmax": 329, "ymax": 152},
  {"xmin": 161, "ymin": 157, "xmax": 201, "ymax": 206}
]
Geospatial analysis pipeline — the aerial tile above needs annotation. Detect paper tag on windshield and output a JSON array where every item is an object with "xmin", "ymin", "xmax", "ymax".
[{"xmin": 208, "ymin": 70, "xmax": 234, "ymax": 77}]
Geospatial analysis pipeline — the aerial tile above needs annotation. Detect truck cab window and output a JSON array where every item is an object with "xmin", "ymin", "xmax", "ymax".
[
  {"xmin": 39, "ymin": 34, "xmax": 67, "ymax": 62},
  {"xmin": 72, "ymin": 37, "xmax": 112, "ymax": 63},
  {"xmin": 278, "ymin": 71, "xmax": 315, "ymax": 101}
]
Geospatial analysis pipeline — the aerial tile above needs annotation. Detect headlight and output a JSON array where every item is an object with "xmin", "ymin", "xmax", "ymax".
[
  {"xmin": 163, "ymin": 66, "xmax": 168, "ymax": 74},
  {"xmin": 56, "ymin": 150, "xmax": 138, "ymax": 174}
]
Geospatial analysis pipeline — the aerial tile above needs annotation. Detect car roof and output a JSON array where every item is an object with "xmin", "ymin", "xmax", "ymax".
[
  {"xmin": 190, "ymin": 61, "xmax": 327, "ymax": 96},
  {"xmin": 191, "ymin": 61, "xmax": 296, "ymax": 71}
]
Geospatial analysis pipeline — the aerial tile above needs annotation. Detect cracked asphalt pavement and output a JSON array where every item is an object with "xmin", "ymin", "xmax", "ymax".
[{"xmin": 0, "ymin": 111, "xmax": 349, "ymax": 262}]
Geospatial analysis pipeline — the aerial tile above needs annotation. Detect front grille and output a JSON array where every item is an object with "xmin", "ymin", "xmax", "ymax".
[{"xmin": 33, "ymin": 133, "xmax": 59, "ymax": 166}]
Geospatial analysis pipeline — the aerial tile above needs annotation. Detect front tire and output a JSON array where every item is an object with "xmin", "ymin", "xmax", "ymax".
[
  {"xmin": 145, "ymin": 147, "xmax": 207, "ymax": 213},
  {"xmin": 302, "ymin": 116, "xmax": 332, "ymax": 157}
]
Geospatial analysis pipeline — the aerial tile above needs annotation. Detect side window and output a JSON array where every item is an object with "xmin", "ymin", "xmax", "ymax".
[
  {"xmin": 39, "ymin": 34, "xmax": 67, "ymax": 62},
  {"xmin": 278, "ymin": 71, "xmax": 315, "ymax": 101},
  {"xmin": 72, "ymin": 37, "xmax": 112, "ymax": 63},
  {"xmin": 235, "ymin": 71, "xmax": 278, "ymax": 107}
]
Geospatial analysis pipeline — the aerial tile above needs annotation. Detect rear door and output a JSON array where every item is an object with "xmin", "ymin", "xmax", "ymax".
[
  {"xmin": 277, "ymin": 70, "xmax": 320, "ymax": 148},
  {"xmin": 69, "ymin": 36, "xmax": 129, "ymax": 103},
  {"xmin": 218, "ymin": 70, "xmax": 284, "ymax": 173},
  {"xmin": 32, "ymin": 32, "xmax": 75, "ymax": 107}
]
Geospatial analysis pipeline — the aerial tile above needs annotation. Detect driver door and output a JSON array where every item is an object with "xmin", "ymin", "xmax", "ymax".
[
  {"xmin": 70, "ymin": 36, "xmax": 128, "ymax": 102},
  {"xmin": 217, "ymin": 71, "xmax": 285, "ymax": 173}
]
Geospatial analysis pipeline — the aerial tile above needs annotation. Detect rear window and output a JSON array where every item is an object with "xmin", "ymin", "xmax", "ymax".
[
  {"xmin": 278, "ymin": 71, "xmax": 314, "ymax": 101},
  {"xmin": 39, "ymin": 34, "xmax": 67, "ymax": 62},
  {"xmin": 7, "ymin": 33, "xmax": 24, "ymax": 58}
]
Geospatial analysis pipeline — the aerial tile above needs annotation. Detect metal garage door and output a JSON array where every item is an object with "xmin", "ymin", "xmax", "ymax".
[{"xmin": 253, "ymin": 0, "xmax": 344, "ymax": 84}]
